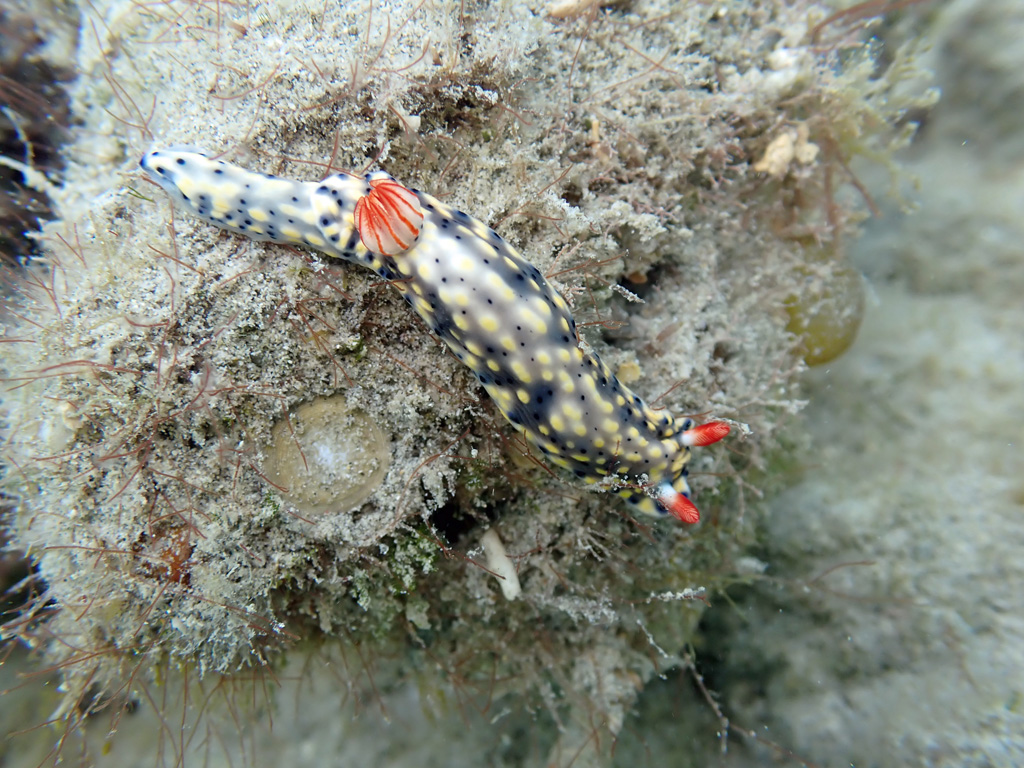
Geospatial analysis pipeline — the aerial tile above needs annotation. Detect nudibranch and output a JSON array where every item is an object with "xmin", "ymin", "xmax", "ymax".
[{"xmin": 139, "ymin": 150, "xmax": 729, "ymax": 523}]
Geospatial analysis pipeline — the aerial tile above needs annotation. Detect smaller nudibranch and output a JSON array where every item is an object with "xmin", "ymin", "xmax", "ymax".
[{"xmin": 139, "ymin": 149, "xmax": 730, "ymax": 523}]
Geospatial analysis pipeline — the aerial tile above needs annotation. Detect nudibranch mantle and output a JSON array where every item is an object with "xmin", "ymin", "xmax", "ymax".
[{"xmin": 139, "ymin": 149, "xmax": 729, "ymax": 523}]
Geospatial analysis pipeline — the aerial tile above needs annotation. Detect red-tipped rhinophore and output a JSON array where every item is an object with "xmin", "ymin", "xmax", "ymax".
[
  {"xmin": 681, "ymin": 420, "xmax": 731, "ymax": 447},
  {"xmin": 658, "ymin": 487, "xmax": 701, "ymax": 524},
  {"xmin": 354, "ymin": 178, "xmax": 423, "ymax": 256}
]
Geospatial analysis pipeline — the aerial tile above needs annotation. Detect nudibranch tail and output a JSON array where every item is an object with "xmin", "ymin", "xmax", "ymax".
[
  {"xmin": 139, "ymin": 149, "xmax": 732, "ymax": 525},
  {"xmin": 139, "ymin": 149, "xmax": 375, "ymax": 266},
  {"xmin": 354, "ymin": 176, "xmax": 423, "ymax": 256}
]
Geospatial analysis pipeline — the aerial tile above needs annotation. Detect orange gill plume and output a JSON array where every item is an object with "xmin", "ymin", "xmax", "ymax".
[{"xmin": 354, "ymin": 177, "xmax": 424, "ymax": 256}]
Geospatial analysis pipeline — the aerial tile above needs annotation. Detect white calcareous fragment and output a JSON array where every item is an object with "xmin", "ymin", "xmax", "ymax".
[
  {"xmin": 480, "ymin": 528, "xmax": 522, "ymax": 600},
  {"xmin": 753, "ymin": 123, "xmax": 819, "ymax": 178},
  {"xmin": 547, "ymin": 0, "xmax": 599, "ymax": 19}
]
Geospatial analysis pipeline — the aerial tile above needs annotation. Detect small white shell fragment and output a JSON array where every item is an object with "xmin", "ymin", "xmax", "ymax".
[
  {"xmin": 547, "ymin": 0, "xmax": 599, "ymax": 19},
  {"xmin": 481, "ymin": 528, "xmax": 522, "ymax": 600}
]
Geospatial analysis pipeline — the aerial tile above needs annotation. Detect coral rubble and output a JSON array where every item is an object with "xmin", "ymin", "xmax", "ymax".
[{"xmin": 0, "ymin": 1, "xmax": 930, "ymax": 764}]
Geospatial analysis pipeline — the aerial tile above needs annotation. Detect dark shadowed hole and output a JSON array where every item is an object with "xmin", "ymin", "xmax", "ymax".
[{"xmin": 429, "ymin": 498, "xmax": 483, "ymax": 547}]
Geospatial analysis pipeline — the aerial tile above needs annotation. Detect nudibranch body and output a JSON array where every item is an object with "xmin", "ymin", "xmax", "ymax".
[{"xmin": 140, "ymin": 149, "xmax": 729, "ymax": 523}]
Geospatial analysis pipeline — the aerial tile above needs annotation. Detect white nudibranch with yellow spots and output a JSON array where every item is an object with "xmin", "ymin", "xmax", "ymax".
[{"xmin": 139, "ymin": 149, "xmax": 729, "ymax": 523}]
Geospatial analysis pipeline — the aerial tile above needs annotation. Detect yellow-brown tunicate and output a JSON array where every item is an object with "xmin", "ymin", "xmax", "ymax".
[
  {"xmin": 262, "ymin": 396, "xmax": 390, "ymax": 515},
  {"xmin": 785, "ymin": 264, "xmax": 866, "ymax": 366}
]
